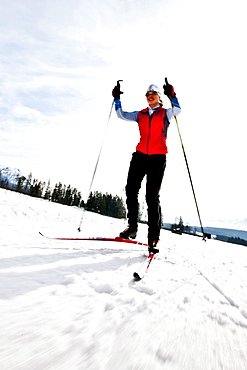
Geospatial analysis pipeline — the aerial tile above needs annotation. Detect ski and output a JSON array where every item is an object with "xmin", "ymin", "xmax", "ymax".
[
  {"xmin": 39, "ymin": 232, "xmax": 148, "ymax": 246},
  {"xmin": 133, "ymin": 253, "xmax": 155, "ymax": 281}
]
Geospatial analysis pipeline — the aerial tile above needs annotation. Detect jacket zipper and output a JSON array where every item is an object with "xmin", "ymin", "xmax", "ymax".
[{"xmin": 146, "ymin": 113, "xmax": 154, "ymax": 154}]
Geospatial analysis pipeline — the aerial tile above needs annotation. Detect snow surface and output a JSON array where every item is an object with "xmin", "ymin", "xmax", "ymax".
[{"xmin": 0, "ymin": 188, "xmax": 247, "ymax": 370}]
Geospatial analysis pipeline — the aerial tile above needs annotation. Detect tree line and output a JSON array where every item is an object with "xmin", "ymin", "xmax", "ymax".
[
  {"xmin": 87, "ymin": 191, "xmax": 126, "ymax": 219},
  {"xmin": 0, "ymin": 171, "xmax": 126, "ymax": 219}
]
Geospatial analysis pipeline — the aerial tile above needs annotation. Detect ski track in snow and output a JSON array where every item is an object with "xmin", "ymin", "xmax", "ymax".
[{"xmin": 0, "ymin": 188, "xmax": 247, "ymax": 370}]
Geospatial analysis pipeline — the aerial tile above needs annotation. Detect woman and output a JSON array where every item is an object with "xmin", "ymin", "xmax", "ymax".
[{"xmin": 112, "ymin": 80, "xmax": 181, "ymax": 253}]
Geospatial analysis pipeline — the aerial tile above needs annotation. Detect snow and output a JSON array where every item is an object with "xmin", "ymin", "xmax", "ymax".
[{"xmin": 0, "ymin": 188, "xmax": 247, "ymax": 370}]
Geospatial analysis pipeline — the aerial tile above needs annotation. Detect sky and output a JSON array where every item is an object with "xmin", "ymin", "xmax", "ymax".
[{"xmin": 0, "ymin": 0, "xmax": 247, "ymax": 227}]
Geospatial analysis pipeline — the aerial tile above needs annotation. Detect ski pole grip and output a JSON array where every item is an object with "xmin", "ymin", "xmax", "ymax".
[
  {"xmin": 165, "ymin": 77, "xmax": 169, "ymax": 85},
  {"xmin": 116, "ymin": 80, "xmax": 123, "ymax": 95},
  {"xmin": 117, "ymin": 79, "xmax": 123, "ymax": 89}
]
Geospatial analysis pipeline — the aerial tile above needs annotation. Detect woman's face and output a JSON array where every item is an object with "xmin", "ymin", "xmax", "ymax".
[{"xmin": 146, "ymin": 91, "xmax": 160, "ymax": 108}]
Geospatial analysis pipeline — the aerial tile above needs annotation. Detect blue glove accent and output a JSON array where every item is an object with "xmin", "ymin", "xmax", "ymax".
[
  {"xmin": 114, "ymin": 99, "xmax": 122, "ymax": 111},
  {"xmin": 171, "ymin": 96, "xmax": 181, "ymax": 109}
]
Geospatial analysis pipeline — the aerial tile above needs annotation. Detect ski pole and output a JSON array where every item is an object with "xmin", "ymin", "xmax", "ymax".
[
  {"xmin": 165, "ymin": 78, "xmax": 206, "ymax": 240},
  {"xmin": 77, "ymin": 80, "xmax": 122, "ymax": 232}
]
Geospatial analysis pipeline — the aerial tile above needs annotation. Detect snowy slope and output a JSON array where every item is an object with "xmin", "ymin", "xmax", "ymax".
[{"xmin": 0, "ymin": 188, "xmax": 247, "ymax": 370}]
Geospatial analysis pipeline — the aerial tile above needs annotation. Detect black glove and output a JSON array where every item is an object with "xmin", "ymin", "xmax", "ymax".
[
  {"xmin": 112, "ymin": 80, "xmax": 123, "ymax": 100},
  {"xmin": 163, "ymin": 78, "xmax": 176, "ymax": 100}
]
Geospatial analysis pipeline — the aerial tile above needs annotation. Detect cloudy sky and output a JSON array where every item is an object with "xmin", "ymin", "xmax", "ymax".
[{"xmin": 0, "ymin": 0, "xmax": 246, "ymax": 227}]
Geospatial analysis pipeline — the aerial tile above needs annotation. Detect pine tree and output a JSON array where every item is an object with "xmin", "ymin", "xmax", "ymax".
[
  {"xmin": 25, "ymin": 173, "xmax": 32, "ymax": 192},
  {"xmin": 57, "ymin": 183, "xmax": 64, "ymax": 203},
  {"xmin": 44, "ymin": 180, "xmax": 52, "ymax": 200},
  {"xmin": 30, "ymin": 179, "xmax": 45, "ymax": 198},
  {"xmin": 51, "ymin": 183, "xmax": 59, "ymax": 202},
  {"xmin": 16, "ymin": 175, "xmax": 25, "ymax": 192},
  {"xmin": 72, "ymin": 189, "xmax": 81, "ymax": 207},
  {"xmin": 64, "ymin": 185, "xmax": 72, "ymax": 205}
]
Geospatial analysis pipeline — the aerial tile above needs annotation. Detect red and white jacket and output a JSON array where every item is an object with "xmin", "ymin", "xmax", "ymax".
[{"xmin": 114, "ymin": 96, "xmax": 181, "ymax": 155}]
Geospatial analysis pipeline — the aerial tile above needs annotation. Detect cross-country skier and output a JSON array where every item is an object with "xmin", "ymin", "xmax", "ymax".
[{"xmin": 112, "ymin": 80, "xmax": 181, "ymax": 254}]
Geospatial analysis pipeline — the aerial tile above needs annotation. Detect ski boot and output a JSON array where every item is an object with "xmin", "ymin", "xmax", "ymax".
[
  {"xmin": 119, "ymin": 227, "xmax": 137, "ymax": 239},
  {"xmin": 148, "ymin": 240, "xmax": 159, "ymax": 254}
]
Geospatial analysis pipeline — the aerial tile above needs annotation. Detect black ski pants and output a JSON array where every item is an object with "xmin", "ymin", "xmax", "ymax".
[{"xmin": 125, "ymin": 151, "xmax": 166, "ymax": 242}]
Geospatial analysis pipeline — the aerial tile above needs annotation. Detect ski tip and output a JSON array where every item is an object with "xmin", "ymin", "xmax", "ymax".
[{"xmin": 133, "ymin": 272, "xmax": 142, "ymax": 281}]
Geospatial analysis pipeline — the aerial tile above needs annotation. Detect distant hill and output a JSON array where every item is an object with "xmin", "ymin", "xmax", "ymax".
[
  {"xmin": 0, "ymin": 165, "xmax": 30, "ymax": 190},
  {"xmin": 202, "ymin": 226, "xmax": 247, "ymax": 240},
  {"xmin": 162, "ymin": 222, "xmax": 247, "ymax": 245}
]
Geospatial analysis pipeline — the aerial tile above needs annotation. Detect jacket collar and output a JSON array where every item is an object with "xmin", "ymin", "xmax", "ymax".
[{"xmin": 141, "ymin": 104, "xmax": 163, "ymax": 114}]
